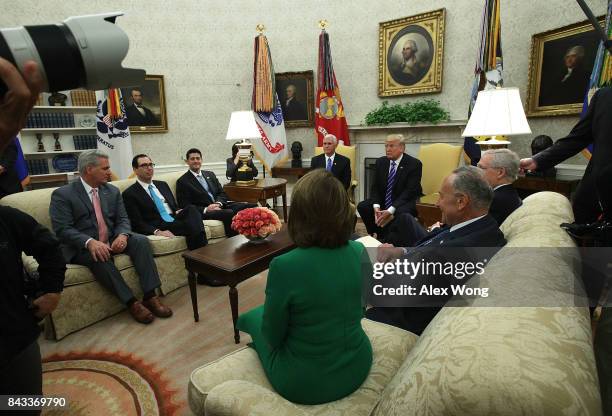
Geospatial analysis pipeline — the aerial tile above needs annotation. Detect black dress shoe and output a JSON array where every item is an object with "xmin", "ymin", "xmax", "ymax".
[{"xmin": 196, "ymin": 274, "xmax": 226, "ymax": 287}]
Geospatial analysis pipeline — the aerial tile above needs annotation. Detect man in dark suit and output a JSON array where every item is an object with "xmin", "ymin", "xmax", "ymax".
[
  {"xmin": 122, "ymin": 154, "xmax": 207, "ymax": 251},
  {"xmin": 366, "ymin": 166, "xmax": 506, "ymax": 335},
  {"xmin": 0, "ymin": 139, "xmax": 23, "ymax": 199},
  {"xmin": 357, "ymin": 134, "xmax": 422, "ymax": 241},
  {"xmin": 281, "ymin": 84, "xmax": 307, "ymax": 121},
  {"xmin": 49, "ymin": 150, "xmax": 172, "ymax": 324},
  {"xmin": 125, "ymin": 88, "xmax": 158, "ymax": 126},
  {"xmin": 176, "ymin": 148, "xmax": 256, "ymax": 238},
  {"xmin": 310, "ymin": 134, "xmax": 351, "ymax": 189},
  {"xmin": 478, "ymin": 148, "xmax": 522, "ymax": 225},
  {"xmin": 521, "ymin": 87, "xmax": 612, "ymax": 223}
]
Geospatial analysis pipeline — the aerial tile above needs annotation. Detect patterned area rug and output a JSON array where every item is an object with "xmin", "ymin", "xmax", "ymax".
[{"xmin": 42, "ymin": 352, "xmax": 181, "ymax": 416}]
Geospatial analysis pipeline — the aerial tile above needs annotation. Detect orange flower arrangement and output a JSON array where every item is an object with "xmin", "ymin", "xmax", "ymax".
[{"xmin": 231, "ymin": 207, "xmax": 282, "ymax": 240}]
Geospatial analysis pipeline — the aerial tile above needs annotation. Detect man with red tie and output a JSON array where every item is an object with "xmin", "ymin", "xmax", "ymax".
[{"xmin": 49, "ymin": 150, "xmax": 172, "ymax": 324}]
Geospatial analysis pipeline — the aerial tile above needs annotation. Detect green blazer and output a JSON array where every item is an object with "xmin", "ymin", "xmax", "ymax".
[{"xmin": 237, "ymin": 240, "xmax": 372, "ymax": 405}]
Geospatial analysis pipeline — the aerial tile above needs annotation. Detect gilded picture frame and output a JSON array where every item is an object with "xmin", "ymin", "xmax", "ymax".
[
  {"xmin": 275, "ymin": 70, "xmax": 315, "ymax": 128},
  {"xmin": 120, "ymin": 74, "xmax": 168, "ymax": 133},
  {"xmin": 379, "ymin": 9, "xmax": 446, "ymax": 97},
  {"xmin": 526, "ymin": 17, "xmax": 604, "ymax": 117}
]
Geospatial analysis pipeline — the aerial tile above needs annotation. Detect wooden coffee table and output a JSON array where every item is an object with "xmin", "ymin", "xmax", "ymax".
[
  {"xmin": 223, "ymin": 178, "xmax": 288, "ymax": 222},
  {"xmin": 182, "ymin": 229, "xmax": 296, "ymax": 343}
]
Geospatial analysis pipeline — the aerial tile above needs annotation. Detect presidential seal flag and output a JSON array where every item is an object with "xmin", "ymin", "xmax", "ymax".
[
  {"xmin": 315, "ymin": 24, "xmax": 349, "ymax": 146},
  {"xmin": 95, "ymin": 88, "xmax": 134, "ymax": 179},
  {"xmin": 251, "ymin": 30, "xmax": 288, "ymax": 172}
]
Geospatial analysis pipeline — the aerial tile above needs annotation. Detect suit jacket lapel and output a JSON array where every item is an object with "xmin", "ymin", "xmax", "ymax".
[
  {"xmin": 138, "ymin": 183, "xmax": 158, "ymax": 212},
  {"xmin": 99, "ymin": 185, "xmax": 110, "ymax": 220},
  {"xmin": 75, "ymin": 181, "xmax": 94, "ymax": 213},
  {"xmin": 155, "ymin": 181, "xmax": 177, "ymax": 212}
]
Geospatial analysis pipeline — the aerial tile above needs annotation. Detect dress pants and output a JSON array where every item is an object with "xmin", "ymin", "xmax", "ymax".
[
  {"xmin": 385, "ymin": 213, "xmax": 428, "ymax": 247},
  {"xmin": 203, "ymin": 202, "xmax": 257, "ymax": 237},
  {"xmin": 357, "ymin": 199, "xmax": 397, "ymax": 241},
  {"xmin": 72, "ymin": 233, "xmax": 161, "ymax": 304},
  {"xmin": 160, "ymin": 205, "xmax": 207, "ymax": 250}
]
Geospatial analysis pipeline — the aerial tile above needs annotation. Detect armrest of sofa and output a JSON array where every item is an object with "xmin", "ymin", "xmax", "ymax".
[{"xmin": 205, "ymin": 380, "xmax": 308, "ymax": 416}]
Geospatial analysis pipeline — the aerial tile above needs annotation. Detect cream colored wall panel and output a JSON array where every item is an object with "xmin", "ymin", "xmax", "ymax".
[{"xmin": 2, "ymin": 0, "xmax": 604, "ymax": 170}]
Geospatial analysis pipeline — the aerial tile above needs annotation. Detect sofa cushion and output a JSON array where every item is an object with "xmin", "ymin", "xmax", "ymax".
[
  {"xmin": 23, "ymin": 253, "xmax": 133, "ymax": 287},
  {"xmin": 147, "ymin": 235, "xmax": 188, "ymax": 255},
  {"xmin": 204, "ymin": 220, "xmax": 226, "ymax": 241},
  {"xmin": 188, "ymin": 318, "xmax": 418, "ymax": 416}
]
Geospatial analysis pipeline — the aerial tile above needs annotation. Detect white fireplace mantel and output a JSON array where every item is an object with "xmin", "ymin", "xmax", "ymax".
[{"xmin": 349, "ymin": 120, "xmax": 468, "ymax": 201}]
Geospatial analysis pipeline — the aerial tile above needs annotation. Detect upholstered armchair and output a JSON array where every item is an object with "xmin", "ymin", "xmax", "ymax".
[
  {"xmin": 417, "ymin": 143, "xmax": 462, "ymax": 204},
  {"xmin": 314, "ymin": 144, "xmax": 358, "ymax": 203}
]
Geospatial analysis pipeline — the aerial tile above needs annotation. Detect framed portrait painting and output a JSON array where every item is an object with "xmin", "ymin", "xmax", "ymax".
[
  {"xmin": 526, "ymin": 17, "xmax": 604, "ymax": 117},
  {"xmin": 120, "ymin": 74, "xmax": 168, "ymax": 133},
  {"xmin": 275, "ymin": 70, "xmax": 315, "ymax": 128},
  {"xmin": 379, "ymin": 9, "xmax": 446, "ymax": 97}
]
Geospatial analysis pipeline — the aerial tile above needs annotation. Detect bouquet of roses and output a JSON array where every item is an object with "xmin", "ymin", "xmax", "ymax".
[{"xmin": 231, "ymin": 207, "xmax": 282, "ymax": 238}]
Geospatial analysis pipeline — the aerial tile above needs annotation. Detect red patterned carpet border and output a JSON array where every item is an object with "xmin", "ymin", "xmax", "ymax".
[{"xmin": 43, "ymin": 350, "xmax": 182, "ymax": 416}]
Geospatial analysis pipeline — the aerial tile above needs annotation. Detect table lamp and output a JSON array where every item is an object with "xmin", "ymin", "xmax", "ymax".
[
  {"xmin": 462, "ymin": 87, "xmax": 531, "ymax": 150},
  {"xmin": 225, "ymin": 111, "xmax": 261, "ymax": 186}
]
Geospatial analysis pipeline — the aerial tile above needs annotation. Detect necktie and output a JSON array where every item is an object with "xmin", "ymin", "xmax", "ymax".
[
  {"xmin": 149, "ymin": 185, "xmax": 174, "ymax": 223},
  {"xmin": 91, "ymin": 189, "xmax": 108, "ymax": 244},
  {"xmin": 196, "ymin": 174, "xmax": 215, "ymax": 202},
  {"xmin": 384, "ymin": 161, "xmax": 397, "ymax": 209},
  {"xmin": 326, "ymin": 157, "xmax": 333, "ymax": 172}
]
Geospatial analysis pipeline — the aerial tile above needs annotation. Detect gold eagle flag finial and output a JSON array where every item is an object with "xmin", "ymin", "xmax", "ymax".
[
  {"xmin": 256, "ymin": 24, "xmax": 265, "ymax": 34},
  {"xmin": 318, "ymin": 19, "xmax": 328, "ymax": 30}
]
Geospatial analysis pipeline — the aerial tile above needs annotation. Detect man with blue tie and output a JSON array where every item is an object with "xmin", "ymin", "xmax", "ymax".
[
  {"xmin": 176, "ymin": 148, "xmax": 256, "ymax": 239},
  {"xmin": 310, "ymin": 134, "xmax": 351, "ymax": 190},
  {"xmin": 357, "ymin": 134, "xmax": 423, "ymax": 241},
  {"xmin": 365, "ymin": 166, "xmax": 506, "ymax": 335},
  {"xmin": 122, "ymin": 154, "xmax": 207, "ymax": 251}
]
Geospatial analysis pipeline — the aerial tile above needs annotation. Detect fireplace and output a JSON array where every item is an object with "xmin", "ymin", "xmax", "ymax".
[{"xmin": 363, "ymin": 158, "xmax": 378, "ymax": 201}]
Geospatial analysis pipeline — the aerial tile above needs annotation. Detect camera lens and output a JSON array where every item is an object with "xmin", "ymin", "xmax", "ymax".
[
  {"xmin": 23, "ymin": 25, "xmax": 86, "ymax": 92},
  {"xmin": 0, "ymin": 13, "xmax": 145, "ymax": 97}
]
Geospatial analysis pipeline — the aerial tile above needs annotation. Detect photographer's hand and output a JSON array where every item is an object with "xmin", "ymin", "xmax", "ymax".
[
  {"xmin": 32, "ymin": 293, "xmax": 61, "ymax": 318},
  {"xmin": 0, "ymin": 58, "xmax": 43, "ymax": 151}
]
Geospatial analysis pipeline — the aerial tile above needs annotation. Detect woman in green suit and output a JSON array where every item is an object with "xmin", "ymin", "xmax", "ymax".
[{"xmin": 237, "ymin": 169, "xmax": 372, "ymax": 405}]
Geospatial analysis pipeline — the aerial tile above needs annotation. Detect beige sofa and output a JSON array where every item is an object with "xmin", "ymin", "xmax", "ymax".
[
  {"xmin": 188, "ymin": 191, "xmax": 602, "ymax": 415},
  {"xmin": 0, "ymin": 171, "xmax": 226, "ymax": 340}
]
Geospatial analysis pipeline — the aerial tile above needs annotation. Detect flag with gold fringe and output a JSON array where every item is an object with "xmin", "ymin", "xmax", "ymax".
[
  {"xmin": 465, "ymin": 0, "xmax": 503, "ymax": 165},
  {"xmin": 251, "ymin": 32, "xmax": 288, "ymax": 173},
  {"xmin": 581, "ymin": 0, "xmax": 612, "ymax": 159},
  {"xmin": 315, "ymin": 26, "xmax": 350, "ymax": 146},
  {"xmin": 95, "ymin": 88, "xmax": 133, "ymax": 179}
]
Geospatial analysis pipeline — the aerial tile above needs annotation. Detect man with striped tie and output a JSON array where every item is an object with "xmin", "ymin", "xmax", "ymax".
[{"xmin": 357, "ymin": 134, "xmax": 422, "ymax": 241}]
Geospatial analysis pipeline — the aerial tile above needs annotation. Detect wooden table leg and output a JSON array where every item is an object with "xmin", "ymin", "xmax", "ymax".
[
  {"xmin": 282, "ymin": 190, "xmax": 287, "ymax": 223},
  {"xmin": 229, "ymin": 285, "xmax": 240, "ymax": 344},
  {"xmin": 188, "ymin": 271, "xmax": 199, "ymax": 322}
]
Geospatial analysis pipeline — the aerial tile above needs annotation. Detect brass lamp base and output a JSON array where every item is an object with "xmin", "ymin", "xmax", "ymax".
[
  {"xmin": 476, "ymin": 137, "xmax": 511, "ymax": 151},
  {"xmin": 236, "ymin": 179, "xmax": 256, "ymax": 186}
]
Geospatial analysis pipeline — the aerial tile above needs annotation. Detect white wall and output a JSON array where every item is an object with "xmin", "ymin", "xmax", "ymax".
[{"xmin": 2, "ymin": 0, "xmax": 605, "ymax": 170}]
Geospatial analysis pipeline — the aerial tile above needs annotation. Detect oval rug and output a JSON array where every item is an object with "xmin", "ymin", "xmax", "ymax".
[{"xmin": 42, "ymin": 351, "xmax": 181, "ymax": 416}]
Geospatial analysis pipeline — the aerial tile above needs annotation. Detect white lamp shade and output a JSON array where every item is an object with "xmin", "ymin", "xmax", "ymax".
[
  {"xmin": 225, "ymin": 111, "xmax": 261, "ymax": 141},
  {"xmin": 462, "ymin": 87, "xmax": 531, "ymax": 137}
]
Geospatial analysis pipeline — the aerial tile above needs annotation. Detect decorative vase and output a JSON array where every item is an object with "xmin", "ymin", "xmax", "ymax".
[{"xmin": 244, "ymin": 233, "xmax": 271, "ymax": 244}]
